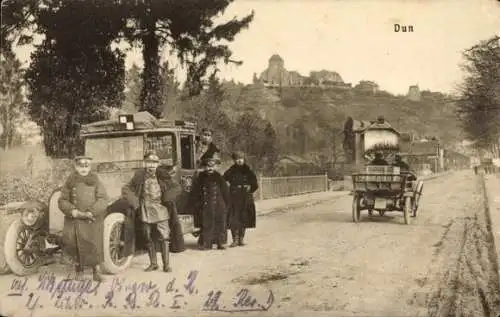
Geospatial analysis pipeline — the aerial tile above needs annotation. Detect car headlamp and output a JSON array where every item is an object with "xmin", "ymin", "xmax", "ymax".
[{"xmin": 21, "ymin": 208, "xmax": 40, "ymax": 226}]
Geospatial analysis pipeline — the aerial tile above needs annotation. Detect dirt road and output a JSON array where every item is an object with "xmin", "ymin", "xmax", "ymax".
[{"xmin": 1, "ymin": 171, "xmax": 500, "ymax": 317}]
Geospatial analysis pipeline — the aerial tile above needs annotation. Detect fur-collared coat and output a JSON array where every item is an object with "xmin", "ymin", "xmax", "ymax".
[
  {"xmin": 223, "ymin": 164, "xmax": 258, "ymax": 229},
  {"xmin": 190, "ymin": 170, "xmax": 230, "ymax": 244},
  {"xmin": 58, "ymin": 172, "xmax": 108, "ymax": 266},
  {"xmin": 120, "ymin": 165, "xmax": 186, "ymax": 253}
]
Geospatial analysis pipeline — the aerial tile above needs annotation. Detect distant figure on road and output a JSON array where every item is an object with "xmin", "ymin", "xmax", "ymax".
[
  {"xmin": 370, "ymin": 152, "xmax": 388, "ymax": 166},
  {"xmin": 58, "ymin": 156, "xmax": 108, "ymax": 282},
  {"xmin": 191, "ymin": 157, "xmax": 230, "ymax": 250},
  {"xmin": 223, "ymin": 151, "xmax": 258, "ymax": 247}
]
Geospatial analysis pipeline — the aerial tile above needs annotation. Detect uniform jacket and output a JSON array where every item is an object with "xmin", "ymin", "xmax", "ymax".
[
  {"xmin": 121, "ymin": 165, "xmax": 186, "ymax": 252},
  {"xmin": 58, "ymin": 172, "xmax": 108, "ymax": 266}
]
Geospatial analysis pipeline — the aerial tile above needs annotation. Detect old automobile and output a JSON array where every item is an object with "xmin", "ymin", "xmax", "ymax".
[
  {"xmin": 350, "ymin": 117, "xmax": 424, "ymax": 225},
  {"xmin": 2, "ymin": 112, "xmax": 199, "ymax": 276}
]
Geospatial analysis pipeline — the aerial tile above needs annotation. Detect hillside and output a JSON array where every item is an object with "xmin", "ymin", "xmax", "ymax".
[{"xmin": 217, "ymin": 83, "xmax": 463, "ymax": 161}]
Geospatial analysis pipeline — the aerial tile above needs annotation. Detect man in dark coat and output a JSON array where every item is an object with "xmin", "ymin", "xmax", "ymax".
[
  {"xmin": 191, "ymin": 157, "xmax": 230, "ymax": 250},
  {"xmin": 370, "ymin": 152, "xmax": 388, "ymax": 165},
  {"xmin": 393, "ymin": 154, "xmax": 417, "ymax": 181},
  {"xmin": 192, "ymin": 128, "xmax": 221, "ymax": 247},
  {"xmin": 223, "ymin": 151, "xmax": 258, "ymax": 247},
  {"xmin": 196, "ymin": 128, "xmax": 220, "ymax": 168},
  {"xmin": 122, "ymin": 152, "xmax": 184, "ymax": 272},
  {"xmin": 393, "ymin": 154, "xmax": 410, "ymax": 171},
  {"xmin": 58, "ymin": 156, "xmax": 108, "ymax": 281}
]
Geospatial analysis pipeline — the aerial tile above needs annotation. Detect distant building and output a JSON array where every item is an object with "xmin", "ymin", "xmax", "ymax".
[
  {"xmin": 258, "ymin": 54, "xmax": 304, "ymax": 87},
  {"xmin": 309, "ymin": 70, "xmax": 343, "ymax": 84},
  {"xmin": 407, "ymin": 84, "xmax": 421, "ymax": 101},
  {"xmin": 257, "ymin": 55, "xmax": 350, "ymax": 88},
  {"xmin": 354, "ymin": 80, "xmax": 379, "ymax": 94}
]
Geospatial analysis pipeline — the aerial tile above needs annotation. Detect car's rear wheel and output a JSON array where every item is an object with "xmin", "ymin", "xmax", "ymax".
[{"xmin": 101, "ymin": 213, "xmax": 134, "ymax": 274}]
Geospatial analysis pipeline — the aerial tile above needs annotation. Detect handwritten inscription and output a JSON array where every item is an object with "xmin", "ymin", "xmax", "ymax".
[
  {"xmin": 5, "ymin": 270, "xmax": 275, "ymax": 313},
  {"xmin": 202, "ymin": 288, "xmax": 274, "ymax": 312},
  {"xmin": 93, "ymin": 271, "xmax": 199, "ymax": 310}
]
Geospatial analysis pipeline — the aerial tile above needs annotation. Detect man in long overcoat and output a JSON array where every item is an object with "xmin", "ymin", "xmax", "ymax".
[
  {"xmin": 58, "ymin": 156, "xmax": 108, "ymax": 281},
  {"xmin": 122, "ymin": 152, "xmax": 184, "ymax": 272},
  {"xmin": 191, "ymin": 157, "xmax": 230, "ymax": 250},
  {"xmin": 192, "ymin": 128, "xmax": 221, "ymax": 247},
  {"xmin": 223, "ymin": 151, "xmax": 258, "ymax": 247}
]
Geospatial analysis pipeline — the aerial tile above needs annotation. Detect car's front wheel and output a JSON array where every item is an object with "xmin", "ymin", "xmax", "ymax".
[
  {"xmin": 4, "ymin": 219, "xmax": 44, "ymax": 276},
  {"xmin": 101, "ymin": 213, "xmax": 134, "ymax": 274}
]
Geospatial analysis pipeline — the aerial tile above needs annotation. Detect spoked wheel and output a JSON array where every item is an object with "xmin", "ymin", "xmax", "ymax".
[
  {"xmin": 352, "ymin": 194, "xmax": 361, "ymax": 223},
  {"xmin": 4, "ymin": 220, "xmax": 43, "ymax": 276},
  {"xmin": 412, "ymin": 182, "xmax": 424, "ymax": 217},
  {"xmin": 101, "ymin": 213, "xmax": 134, "ymax": 274},
  {"xmin": 403, "ymin": 196, "xmax": 412, "ymax": 225},
  {"xmin": 109, "ymin": 223, "xmax": 128, "ymax": 265}
]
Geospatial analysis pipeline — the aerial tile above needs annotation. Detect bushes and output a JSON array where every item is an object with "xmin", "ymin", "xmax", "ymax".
[
  {"xmin": 0, "ymin": 170, "xmax": 54, "ymax": 205},
  {"xmin": 0, "ymin": 159, "xmax": 72, "ymax": 206}
]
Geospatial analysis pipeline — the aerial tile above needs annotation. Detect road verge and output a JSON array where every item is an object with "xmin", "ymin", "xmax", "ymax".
[
  {"xmin": 256, "ymin": 171, "xmax": 455, "ymax": 217},
  {"xmin": 482, "ymin": 173, "xmax": 500, "ymax": 288}
]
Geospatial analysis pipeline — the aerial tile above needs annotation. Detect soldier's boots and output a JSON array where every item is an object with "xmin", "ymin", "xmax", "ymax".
[
  {"xmin": 238, "ymin": 229, "xmax": 246, "ymax": 246},
  {"xmin": 230, "ymin": 230, "xmax": 239, "ymax": 247},
  {"xmin": 160, "ymin": 241, "xmax": 172, "ymax": 273},
  {"xmin": 74, "ymin": 265, "xmax": 84, "ymax": 281},
  {"xmin": 145, "ymin": 244, "xmax": 159, "ymax": 272},
  {"xmin": 92, "ymin": 265, "xmax": 105, "ymax": 282}
]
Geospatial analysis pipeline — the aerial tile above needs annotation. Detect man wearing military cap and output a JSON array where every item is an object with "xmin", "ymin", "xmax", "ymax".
[
  {"xmin": 58, "ymin": 156, "xmax": 108, "ymax": 281},
  {"xmin": 121, "ymin": 152, "xmax": 184, "ymax": 272}
]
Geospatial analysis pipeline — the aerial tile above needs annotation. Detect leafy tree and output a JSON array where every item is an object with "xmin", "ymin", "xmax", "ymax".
[
  {"xmin": 24, "ymin": 1, "xmax": 126, "ymax": 158},
  {"xmin": 456, "ymin": 35, "xmax": 500, "ymax": 155},
  {"xmin": 180, "ymin": 73, "xmax": 233, "ymax": 156},
  {"xmin": 260, "ymin": 122, "xmax": 279, "ymax": 174},
  {"xmin": 0, "ymin": 49, "xmax": 27, "ymax": 149},
  {"xmin": 0, "ymin": 0, "xmax": 38, "ymax": 52},
  {"xmin": 123, "ymin": 63, "xmax": 143, "ymax": 113},
  {"xmin": 231, "ymin": 110, "xmax": 278, "ymax": 171},
  {"xmin": 122, "ymin": 0, "xmax": 254, "ymax": 116}
]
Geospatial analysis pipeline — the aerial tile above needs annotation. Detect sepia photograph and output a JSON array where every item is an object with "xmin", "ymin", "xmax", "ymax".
[{"xmin": 1, "ymin": 0, "xmax": 500, "ymax": 316}]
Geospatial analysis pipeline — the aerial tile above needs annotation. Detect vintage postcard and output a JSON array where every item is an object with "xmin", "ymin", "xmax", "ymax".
[{"xmin": 1, "ymin": 0, "xmax": 500, "ymax": 316}]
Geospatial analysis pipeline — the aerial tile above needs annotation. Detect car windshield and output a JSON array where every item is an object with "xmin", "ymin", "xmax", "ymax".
[{"xmin": 85, "ymin": 133, "xmax": 175, "ymax": 169}]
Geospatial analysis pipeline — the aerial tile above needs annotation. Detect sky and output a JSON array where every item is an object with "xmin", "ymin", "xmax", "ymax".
[{"xmin": 12, "ymin": 0, "xmax": 500, "ymax": 95}]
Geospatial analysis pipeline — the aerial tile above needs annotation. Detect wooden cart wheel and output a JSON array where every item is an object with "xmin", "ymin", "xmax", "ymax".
[
  {"xmin": 403, "ymin": 196, "xmax": 412, "ymax": 225},
  {"xmin": 352, "ymin": 195, "xmax": 361, "ymax": 223}
]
